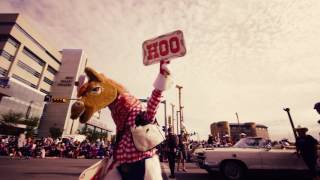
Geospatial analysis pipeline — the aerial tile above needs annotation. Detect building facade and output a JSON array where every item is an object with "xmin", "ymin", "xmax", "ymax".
[
  {"xmin": 210, "ymin": 121, "xmax": 230, "ymax": 141},
  {"xmin": 210, "ymin": 121, "xmax": 269, "ymax": 143},
  {"xmin": 0, "ymin": 13, "xmax": 61, "ymax": 121},
  {"xmin": 0, "ymin": 14, "xmax": 112, "ymax": 137}
]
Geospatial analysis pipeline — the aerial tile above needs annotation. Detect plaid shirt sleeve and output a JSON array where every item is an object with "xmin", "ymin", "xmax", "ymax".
[{"xmin": 144, "ymin": 89, "xmax": 162, "ymax": 122}]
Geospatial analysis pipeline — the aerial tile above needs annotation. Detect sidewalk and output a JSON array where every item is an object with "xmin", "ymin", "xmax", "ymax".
[{"xmin": 161, "ymin": 162, "xmax": 212, "ymax": 180}]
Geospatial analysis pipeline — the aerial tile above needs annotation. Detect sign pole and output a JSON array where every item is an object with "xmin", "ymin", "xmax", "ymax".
[{"xmin": 283, "ymin": 108, "xmax": 298, "ymax": 140}]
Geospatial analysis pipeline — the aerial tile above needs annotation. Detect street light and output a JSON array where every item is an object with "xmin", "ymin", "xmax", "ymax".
[
  {"xmin": 176, "ymin": 85, "xmax": 183, "ymax": 134},
  {"xmin": 170, "ymin": 103, "xmax": 175, "ymax": 134}
]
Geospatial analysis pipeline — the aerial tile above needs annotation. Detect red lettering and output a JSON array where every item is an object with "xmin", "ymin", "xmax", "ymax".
[
  {"xmin": 169, "ymin": 37, "xmax": 180, "ymax": 53},
  {"xmin": 159, "ymin": 40, "xmax": 169, "ymax": 56},
  {"xmin": 147, "ymin": 42, "xmax": 159, "ymax": 60}
]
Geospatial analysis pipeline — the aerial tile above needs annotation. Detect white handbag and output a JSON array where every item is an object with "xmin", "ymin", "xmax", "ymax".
[{"xmin": 131, "ymin": 123, "xmax": 165, "ymax": 152}]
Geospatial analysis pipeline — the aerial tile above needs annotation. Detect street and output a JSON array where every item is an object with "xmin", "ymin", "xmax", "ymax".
[{"xmin": 0, "ymin": 156, "xmax": 313, "ymax": 180}]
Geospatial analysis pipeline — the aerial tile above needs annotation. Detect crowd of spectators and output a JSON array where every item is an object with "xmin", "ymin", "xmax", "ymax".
[{"xmin": 0, "ymin": 134, "xmax": 112, "ymax": 159}]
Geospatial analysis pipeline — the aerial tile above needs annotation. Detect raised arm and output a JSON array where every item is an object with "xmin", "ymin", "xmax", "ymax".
[
  {"xmin": 144, "ymin": 89, "xmax": 162, "ymax": 121},
  {"xmin": 144, "ymin": 61, "xmax": 173, "ymax": 122}
]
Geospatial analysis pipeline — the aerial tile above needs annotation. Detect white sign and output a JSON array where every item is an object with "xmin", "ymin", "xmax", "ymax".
[{"xmin": 143, "ymin": 30, "xmax": 186, "ymax": 66}]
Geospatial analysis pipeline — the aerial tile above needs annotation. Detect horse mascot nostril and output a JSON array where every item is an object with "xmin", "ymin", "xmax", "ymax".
[{"xmin": 71, "ymin": 62, "xmax": 172, "ymax": 180}]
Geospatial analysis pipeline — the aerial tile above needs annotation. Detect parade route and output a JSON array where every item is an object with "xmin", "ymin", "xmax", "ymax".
[{"xmin": 0, "ymin": 156, "xmax": 314, "ymax": 180}]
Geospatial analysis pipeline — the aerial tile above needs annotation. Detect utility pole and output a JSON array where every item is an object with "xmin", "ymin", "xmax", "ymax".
[
  {"xmin": 176, "ymin": 111, "xmax": 180, "ymax": 134},
  {"xmin": 140, "ymin": 98, "xmax": 167, "ymax": 135},
  {"xmin": 162, "ymin": 100, "xmax": 167, "ymax": 136},
  {"xmin": 170, "ymin": 103, "xmax": 175, "ymax": 134},
  {"xmin": 176, "ymin": 85, "xmax": 183, "ymax": 134}
]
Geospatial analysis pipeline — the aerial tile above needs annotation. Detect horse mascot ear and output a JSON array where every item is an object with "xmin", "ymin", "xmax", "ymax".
[{"xmin": 70, "ymin": 67, "xmax": 124, "ymax": 123}]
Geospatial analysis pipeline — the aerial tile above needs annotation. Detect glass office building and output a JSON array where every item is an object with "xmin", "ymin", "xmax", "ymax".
[{"xmin": 0, "ymin": 13, "xmax": 61, "ymax": 120}]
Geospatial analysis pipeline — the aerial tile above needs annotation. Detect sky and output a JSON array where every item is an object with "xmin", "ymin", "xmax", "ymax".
[{"xmin": 1, "ymin": 0, "xmax": 320, "ymax": 141}]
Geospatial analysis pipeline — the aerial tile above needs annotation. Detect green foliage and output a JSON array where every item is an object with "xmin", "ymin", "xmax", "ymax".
[
  {"xmin": 24, "ymin": 116, "xmax": 40, "ymax": 127},
  {"xmin": 0, "ymin": 111, "xmax": 40, "ymax": 136},
  {"xmin": 79, "ymin": 126, "xmax": 109, "ymax": 142},
  {"xmin": 0, "ymin": 111, "xmax": 40, "ymax": 127},
  {"xmin": 0, "ymin": 111, "xmax": 24, "ymax": 124}
]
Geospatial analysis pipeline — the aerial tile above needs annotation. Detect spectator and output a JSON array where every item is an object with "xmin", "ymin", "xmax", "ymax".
[
  {"xmin": 295, "ymin": 125, "xmax": 319, "ymax": 180},
  {"xmin": 177, "ymin": 130, "xmax": 188, "ymax": 172},
  {"xmin": 207, "ymin": 135, "xmax": 213, "ymax": 145},
  {"xmin": 0, "ymin": 135, "xmax": 111, "ymax": 160},
  {"xmin": 166, "ymin": 127, "xmax": 178, "ymax": 179}
]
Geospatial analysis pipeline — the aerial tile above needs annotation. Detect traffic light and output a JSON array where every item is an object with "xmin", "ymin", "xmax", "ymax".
[
  {"xmin": 162, "ymin": 126, "xmax": 166, "ymax": 132},
  {"xmin": 44, "ymin": 95, "xmax": 52, "ymax": 102},
  {"xmin": 51, "ymin": 98, "xmax": 67, "ymax": 103}
]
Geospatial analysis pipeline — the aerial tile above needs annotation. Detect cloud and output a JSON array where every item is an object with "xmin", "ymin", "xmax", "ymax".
[{"xmin": 1, "ymin": 0, "xmax": 320, "ymax": 140}]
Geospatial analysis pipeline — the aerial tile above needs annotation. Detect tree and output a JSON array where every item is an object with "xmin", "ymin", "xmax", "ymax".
[
  {"xmin": 49, "ymin": 125, "xmax": 62, "ymax": 139},
  {"xmin": 24, "ymin": 116, "xmax": 40, "ymax": 137},
  {"xmin": 0, "ymin": 111, "xmax": 23, "ymax": 124}
]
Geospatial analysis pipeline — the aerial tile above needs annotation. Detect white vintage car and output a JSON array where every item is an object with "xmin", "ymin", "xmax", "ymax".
[{"xmin": 194, "ymin": 137, "xmax": 319, "ymax": 180}]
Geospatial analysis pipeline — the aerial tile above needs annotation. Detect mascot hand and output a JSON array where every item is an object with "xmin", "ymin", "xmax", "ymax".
[{"xmin": 153, "ymin": 60, "xmax": 174, "ymax": 91}]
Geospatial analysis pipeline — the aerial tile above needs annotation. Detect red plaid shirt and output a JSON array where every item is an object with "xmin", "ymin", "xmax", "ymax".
[{"xmin": 108, "ymin": 89, "xmax": 162, "ymax": 164}]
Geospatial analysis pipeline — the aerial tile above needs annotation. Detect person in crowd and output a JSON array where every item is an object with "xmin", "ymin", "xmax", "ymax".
[
  {"xmin": 177, "ymin": 130, "xmax": 188, "ymax": 172},
  {"xmin": 314, "ymin": 102, "xmax": 320, "ymax": 124},
  {"xmin": 16, "ymin": 133, "xmax": 26, "ymax": 159},
  {"xmin": 166, "ymin": 127, "xmax": 179, "ymax": 178},
  {"xmin": 295, "ymin": 125, "xmax": 319, "ymax": 180},
  {"xmin": 207, "ymin": 135, "xmax": 213, "ymax": 145}
]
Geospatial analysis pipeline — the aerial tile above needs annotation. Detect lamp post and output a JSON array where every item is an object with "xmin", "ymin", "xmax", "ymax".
[
  {"xmin": 176, "ymin": 85, "xmax": 183, "ymax": 134},
  {"xmin": 176, "ymin": 110, "xmax": 180, "ymax": 134},
  {"xmin": 162, "ymin": 100, "xmax": 167, "ymax": 135},
  {"xmin": 170, "ymin": 103, "xmax": 175, "ymax": 134}
]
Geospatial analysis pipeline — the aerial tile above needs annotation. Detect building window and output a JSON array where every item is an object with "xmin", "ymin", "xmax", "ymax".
[
  {"xmin": 0, "ymin": 50, "xmax": 14, "ymax": 62},
  {"xmin": 12, "ymin": 74, "xmax": 37, "ymax": 89},
  {"xmin": 14, "ymin": 24, "xmax": 47, "ymax": 52},
  {"xmin": 17, "ymin": 60, "xmax": 41, "ymax": 78},
  {"xmin": 14, "ymin": 24, "xmax": 61, "ymax": 65},
  {"xmin": 0, "ymin": 35, "xmax": 20, "ymax": 48},
  {"xmin": 0, "ymin": 67, "xmax": 7, "ymax": 76},
  {"xmin": 40, "ymin": 88, "xmax": 50, "ymax": 95},
  {"xmin": 22, "ymin": 47, "xmax": 45, "ymax": 67},
  {"xmin": 7, "ymin": 37, "xmax": 20, "ymax": 47},
  {"xmin": 43, "ymin": 77, "xmax": 54, "ymax": 86},
  {"xmin": 47, "ymin": 65, "xmax": 58, "ymax": 75}
]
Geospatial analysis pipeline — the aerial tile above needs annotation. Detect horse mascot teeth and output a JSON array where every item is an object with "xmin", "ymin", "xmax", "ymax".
[{"xmin": 71, "ymin": 62, "xmax": 172, "ymax": 180}]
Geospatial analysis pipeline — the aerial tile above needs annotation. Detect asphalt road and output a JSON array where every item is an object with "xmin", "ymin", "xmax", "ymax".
[
  {"xmin": 0, "ymin": 156, "xmax": 102, "ymax": 180},
  {"xmin": 0, "ymin": 156, "xmax": 314, "ymax": 180}
]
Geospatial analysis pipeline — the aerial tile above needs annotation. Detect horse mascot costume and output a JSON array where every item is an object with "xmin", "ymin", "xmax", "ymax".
[{"xmin": 70, "ymin": 62, "xmax": 172, "ymax": 180}]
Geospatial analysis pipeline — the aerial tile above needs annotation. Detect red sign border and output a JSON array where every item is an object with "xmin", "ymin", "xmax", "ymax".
[{"xmin": 142, "ymin": 30, "xmax": 186, "ymax": 66}]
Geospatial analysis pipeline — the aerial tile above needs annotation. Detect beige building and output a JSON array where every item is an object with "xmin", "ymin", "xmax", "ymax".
[
  {"xmin": 210, "ymin": 121, "xmax": 230, "ymax": 140},
  {"xmin": 0, "ymin": 13, "xmax": 61, "ymax": 119},
  {"xmin": 229, "ymin": 122, "xmax": 269, "ymax": 142},
  {"xmin": 38, "ymin": 49, "xmax": 86, "ymax": 136},
  {"xmin": 0, "ymin": 14, "xmax": 112, "ymax": 137},
  {"xmin": 210, "ymin": 121, "xmax": 269, "ymax": 143},
  {"xmin": 38, "ymin": 49, "xmax": 112, "ymax": 137}
]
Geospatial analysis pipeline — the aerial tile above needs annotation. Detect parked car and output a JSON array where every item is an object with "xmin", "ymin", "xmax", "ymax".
[{"xmin": 194, "ymin": 137, "xmax": 319, "ymax": 180}]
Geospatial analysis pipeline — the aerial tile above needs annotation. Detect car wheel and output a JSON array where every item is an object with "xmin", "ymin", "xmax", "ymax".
[{"xmin": 221, "ymin": 161, "xmax": 244, "ymax": 180}]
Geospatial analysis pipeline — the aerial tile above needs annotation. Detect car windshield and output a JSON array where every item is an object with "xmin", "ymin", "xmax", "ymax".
[{"xmin": 233, "ymin": 138, "xmax": 269, "ymax": 148}]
